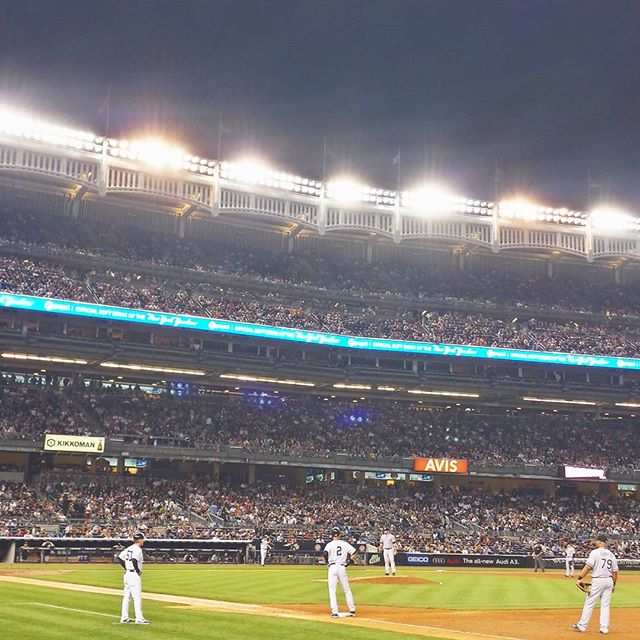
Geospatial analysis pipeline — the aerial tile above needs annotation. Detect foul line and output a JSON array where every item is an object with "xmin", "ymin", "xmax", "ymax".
[
  {"xmin": 13, "ymin": 602, "xmax": 119, "ymax": 619},
  {"xmin": 0, "ymin": 575, "xmax": 524, "ymax": 640}
]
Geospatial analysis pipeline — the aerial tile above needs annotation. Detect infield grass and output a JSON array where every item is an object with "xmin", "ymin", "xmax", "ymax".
[
  {"xmin": 3, "ymin": 565, "xmax": 640, "ymax": 640},
  {"xmin": 15, "ymin": 564, "xmax": 640, "ymax": 610}
]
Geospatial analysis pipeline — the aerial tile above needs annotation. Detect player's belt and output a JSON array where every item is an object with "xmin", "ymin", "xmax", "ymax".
[
  {"xmin": 328, "ymin": 563, "xmax": 347, "ymax": 566},
  {"xmin": 127, "ymin": 569, "xmax": 136, "ymax": 572}
]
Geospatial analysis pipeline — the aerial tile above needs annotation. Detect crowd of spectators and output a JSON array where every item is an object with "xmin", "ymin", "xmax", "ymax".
[
  {"xmin": 1, "ymin": 379, "xmax": 639, "ymax": 472},
  {"xmin": 3, "ymin": 209, "xmax": 640, "ymax": 317},
  {"xmin": 1, "ymin": 479, "xmax": 637, "ymax": 559},
  {"xmin": 3, "ymin": 253, "xmax": 640, "ymax": 358}
]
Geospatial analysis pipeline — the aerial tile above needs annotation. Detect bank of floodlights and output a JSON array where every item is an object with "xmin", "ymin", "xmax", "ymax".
[
  {"xmin": 0, "ymin": 108, "xmax": 103, "ymax": 153},
  {"xmin": 499, "ymin": 199, "xmax": 587, "ymax": 226},
  {"xmin": 220, "ymin": 160, "xmax": 322, "ymax": 195},
  {"xmin": 590, "ymin": 207, "xmax": 640, "ymax": 232}
]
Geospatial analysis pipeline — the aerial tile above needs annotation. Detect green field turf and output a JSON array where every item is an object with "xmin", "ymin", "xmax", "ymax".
[
  {"xmin": 2, "ymin": 565, "xmax": 639, "ymax": 640},
  {"xmin": 0, "ymin": 580, "xmax": 438, "ymax": 640},
  {"xmin": 15, "ymin": 564, "xmax": 640, "ymax": 610}
]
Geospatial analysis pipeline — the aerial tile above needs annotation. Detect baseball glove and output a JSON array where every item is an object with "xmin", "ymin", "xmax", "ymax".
[{"xmin": 576, "ymin": 579, "xmax": 592, "ymax": 594}]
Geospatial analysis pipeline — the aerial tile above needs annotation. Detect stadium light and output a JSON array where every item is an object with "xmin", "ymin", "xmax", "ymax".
[
  {"xmin": 590, "ymin": 206, "xmax": 640, "ymax": 232},
  {"xmin": 499, "ymin": 199, "xmax": 587, "ymax": 226},
  {"xmin": 333, "ymin": 383, "xmax": 372, "ymax": 390},
  {"xmin": 407, "ymin": 389, "xmax": 480, "ymax": 398},
  {"xmin": 219, "ymin": 373, "xmax": 315, "ymax": 387},
  {"xmin": 1, "ymin": 352, "xmax": 88, "ymax": 365},
  {"xmin": 326, "ymin": 178, "xmax": 368, "ymax": 204},
  {"xmin": 0, "ymin": 107, "xmax": 102, "ymax": 152},
  {"xmin": 100, "ymin": 362, "xmax": 206, "ymax": 376},
  {"xmin": 108, "ymin": 138, "xmax": 185, "ymax": 169},
  {"xmin": 220, "ymin": 159, "xmax": 322, "ymax": 195},
  {"xmin": 522, "ymin": 396, "xmax": 597, "ymax": 406},
  {"xmin": 402, "ymin": 184, "xmax": 457, "ymax": 216}
]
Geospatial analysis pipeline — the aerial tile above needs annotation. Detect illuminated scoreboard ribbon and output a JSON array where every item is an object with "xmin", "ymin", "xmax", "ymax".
[{"xmin": 1, "ymin": 291, "xmax": 639, "ymax": 371}]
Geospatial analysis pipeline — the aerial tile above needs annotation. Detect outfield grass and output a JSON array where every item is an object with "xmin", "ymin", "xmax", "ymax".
[
  {"xmin": 19, "ymin": 564, "xmax": 640, "ymax": 610},
  {"xmin": 0, "ymin": 578, "xmax": 438, "ymax": 640}
]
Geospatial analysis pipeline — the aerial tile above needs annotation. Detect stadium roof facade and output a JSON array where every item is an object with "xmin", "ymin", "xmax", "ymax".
[{"xmin": 1, "ymin": 107, "xmax": 639, "ymax": 263}]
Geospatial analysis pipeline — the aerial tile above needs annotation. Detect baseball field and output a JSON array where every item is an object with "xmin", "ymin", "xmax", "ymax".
[{"xmin": 1, "ymin": 565, "xmax": 639, "ymax": 640}]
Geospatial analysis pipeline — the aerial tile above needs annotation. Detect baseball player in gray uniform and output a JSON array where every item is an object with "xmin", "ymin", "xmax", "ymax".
[
  {"xmin": 379, "ymin": 528, "xmax": 396, "ymax": 576},
  {"xmin": 572, "ymin": 534, "xmax": 618, "ymax": 634},
  {"xmin": 565, "ymin": 542, "xmax": 576, "ymax": 577},
  {"xmin": 260, "ymin": 536, "xmax": 271, "ymax": 566},
  {"xmin": 324, "ymin": 527, "xmax": 357, "ymax": 618},
  {"xmin": 118, "ymin": 532, "xmax": 150, "ymax": 625}
]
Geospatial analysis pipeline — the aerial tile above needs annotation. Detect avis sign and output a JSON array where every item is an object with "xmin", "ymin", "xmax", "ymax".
[
  {"xmin": 413, "ymin": 457, "xmax": 468, "ymax": 474},
  {"xmin": 44, "ymin": 434, "xmax": 105, "ymax": 454}
]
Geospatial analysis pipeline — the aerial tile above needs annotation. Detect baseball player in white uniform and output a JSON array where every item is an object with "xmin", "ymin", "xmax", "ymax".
[
  {"xmin": 324, "ymin": 527, "xmax": 357, "ymax": 618},
  {"xmin": 260, "ymin": 536, "xmax": 271, "ymax": 566},
  {"xmin": 565, "ymin": 542, "xmax": 576, "ymax": 577},
  {"xmin": 572, "ymin": 534, "xmax": 618, "ymax": 634},
  {"xmin": 379, "ymin": 528, "xmax": 396, "ymax": 576},
  {"xmin": 118, "ymin": 533, "xmax": 150, "ymax": 625}
]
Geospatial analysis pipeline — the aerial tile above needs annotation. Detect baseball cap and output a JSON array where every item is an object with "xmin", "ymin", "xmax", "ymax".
[
  {"xmin": 133, "ymin": 532, "xmax": 146, "ymax": 542},
  {"xmin": 330, "ymin": 527, "xmax": 341, "ymax": 537},
  {"xmin": 596, "ymin": 534, "xmax": 608, "ymax": 543}
]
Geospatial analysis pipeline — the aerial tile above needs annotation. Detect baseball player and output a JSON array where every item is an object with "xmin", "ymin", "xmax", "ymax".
[
  {"xmin": 324, "ymin": 527, "xmax": 356, "ymax": 618},
  {"xmin": 40, "ymin": 540, "xmax": 54, "ymax": 563},
  {"xmin": 379, "ymin": 528, "xmax": 396, "ymax": 576},
  {"xmin": 572, "ymin": 534, "xmax": 618, "ymax": 634},
  {"xmin": 260, "ymin": 536, "xmax": 271, "ymax": 566},
  {"xmin": 565, "ymin": 542, "xmax": 576, "ymax": 577},
  {"xmin": 118, "ymin": 532, "xmax": 150, "ymax": 625},
  {"xmin": 532, "ymin": 544, "xmax": 545, "ymax": 572}
]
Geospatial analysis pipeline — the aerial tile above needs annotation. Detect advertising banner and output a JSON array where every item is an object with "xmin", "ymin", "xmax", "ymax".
[
  {"xmin": 2, "ymin": 292, "xmax": 640, "ymax": 371},
  {"xmin": 44, "ymin": 434, "xmax": 105, "ymax": 454},
  {"xmin": 413, "ymin": 458, "xmax": 468, "ymax": 474},
  {"xmin": 402, "ymin": 553, "xmax": 529, "ymax": 568},
  {"xmin": 402, "ymin": 554, "xmax": 640, "ymax": 570}
]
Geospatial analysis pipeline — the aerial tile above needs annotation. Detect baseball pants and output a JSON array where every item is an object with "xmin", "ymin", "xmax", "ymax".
[
  {"xmin": 328, "ymin": 564, "xmax": 355, "ymax": 615},
  {"xmin": 260, "ymin": 549, "xmax": 267, "ymax": 565},
  {"xmin": 533, "ymin": 557, "xmax": 545, "ymax": 572},
  {"xmin": 577, "ymin": 577, "xmax": 614, "ymax": 633},
  {"xmin": 383, "ymin": 549, "xmax": 396, "ymax": 574},
  {"xmin": 121, "ymin": 572, "xmax": 144, "ymax": 622},
  {"xmin": 565, "ymin": 558, "xmax": 575, "ymax": 577}
]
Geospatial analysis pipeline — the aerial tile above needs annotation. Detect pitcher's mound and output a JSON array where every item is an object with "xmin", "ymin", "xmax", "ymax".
[{"xmin": 351, "ymin": 576, "xmax": 435, "ymax": 585}]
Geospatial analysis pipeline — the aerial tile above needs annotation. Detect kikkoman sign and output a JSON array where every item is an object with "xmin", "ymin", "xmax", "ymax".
[
  {"xmin": 413, "ymin": 457, "xmax": 468, "ymax": 474},
  {"xmin": 44, "ymin": 434, "xmax": 105, "ymax": 453}
]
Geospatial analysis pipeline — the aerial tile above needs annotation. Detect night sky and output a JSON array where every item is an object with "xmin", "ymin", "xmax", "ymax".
[{"xmin": 1, "ymin": 0, "xmax": 639, "ymax": 208}]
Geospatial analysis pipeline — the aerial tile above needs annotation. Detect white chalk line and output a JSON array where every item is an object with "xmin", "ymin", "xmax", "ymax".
[{"xmin": 12, "ymin": 602, "xmax": 120, "ymax": 619}]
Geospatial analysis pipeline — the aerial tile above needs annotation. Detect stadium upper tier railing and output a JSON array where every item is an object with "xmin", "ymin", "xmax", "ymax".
[{"xmin": 0, "ymin": 109, "xmax": 639, "ymax": 261}]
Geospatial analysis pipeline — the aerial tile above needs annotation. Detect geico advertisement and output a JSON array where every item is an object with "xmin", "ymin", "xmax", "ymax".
[
  {"xmin": 402, "ymin": 553, "xmax": 528, "ymax": 568},
  {"xmin": 413, "ymin": 457, "xmax": 468, "ymax": 474}
]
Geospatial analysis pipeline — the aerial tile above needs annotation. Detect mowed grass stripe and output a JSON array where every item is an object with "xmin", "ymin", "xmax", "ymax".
[
  {"xmin": 0, "ymin": 582, "xmax": 444, "ymax": 640},
  {"xmin": 15, "ymin": 565, "xmax": 640, "ymax": 610}
]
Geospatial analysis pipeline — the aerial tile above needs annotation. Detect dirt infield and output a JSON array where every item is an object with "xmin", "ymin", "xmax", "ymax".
[
  {"xmin": 1, "ymin": 575, "xmax": 638, "ymax": 640},
  {"xmin": 283, "ymin": 604, "xmax": 640, "ymax": 640}
]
